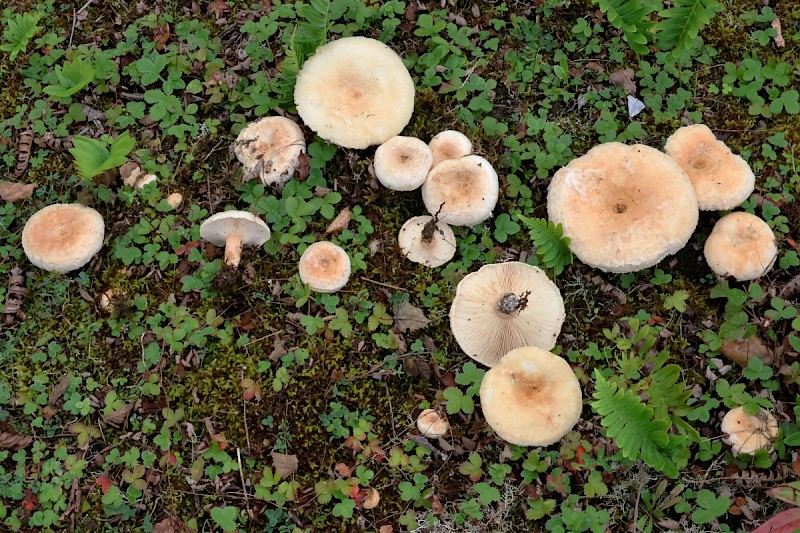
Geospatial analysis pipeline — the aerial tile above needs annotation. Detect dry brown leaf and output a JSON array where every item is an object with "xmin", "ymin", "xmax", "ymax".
[
  {"xmin": 152, "ymin": 517, "xmax": 194, "ymax": 533},
  {"xmin": 379, "ymin": 525, "xmax": 394, "ymax": 533},
  {"xmin": 49, "ymin": 374, "xmax": 73, "ymax": 405},
  {"xmin": 271, "ymin": 451, "xmax": 299, "ymax": 477},
  {"xmin": 325, "ymin": 207, "xmax": 350, "ymax": 234},
  {"xmin": 609, "ymin": 68, "xmax": 637, "ymax": 95},
  {"xmin": 0, "ymin": 430, "xmax": 33, "ymax": 450},
  {"xmin": 103, "ymin": 402, "xmax": 135, "ymax": 425},
  {"xmin": 720, "ymin": 335, "xmax": 773, "ymax": 368},
  {"xmin": 772, "ymin": 18, "xmax": 785, "ymax": 47},
  {"xmin": 119, "ymin": 161, "xmax": 142, "ymax": 187},
  {"xmin": 294, "ymin": 152, "xmax": 310, "ymax": 181},
  {"xmin": 0, "ymin": 181, "xmax": 36, "ymax": 202},
  {"xmin": 393, "ymin": 301, "xmax": 430, "ymax": 333},
  {"xmin": 403, "ymin": 356, "xmax": 431, "ymax": 381}
]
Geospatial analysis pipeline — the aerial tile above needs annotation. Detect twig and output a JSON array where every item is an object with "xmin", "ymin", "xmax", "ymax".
[
  {"xmin": 359, "ymin": 276, "xmax": 407, "ymax": 292},
  {"xmin": 236, "ymin": 447, "xmax": 250, "ymax": 508},
  {"xmin": 240, "ymin": 369, "xmax": 251, "ymax": 452}
]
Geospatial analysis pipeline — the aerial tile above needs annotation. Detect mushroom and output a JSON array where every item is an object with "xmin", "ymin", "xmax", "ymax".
[
  {"xmin": 397, "ymin": 215, "xmax": 456, "ymax": 267},
  {"xmin": 362, "ymin": 488, "xmax": 380, "ymax": 510},
  {"xmin": 298, "ymin": 241, "xmax": 351, "ymax": 293},
  {"xmin": 720, "ymin": 406, "xmax": 778, "ymax": 455},
  {"xmin": 664, "ymin": 124, "xmax": 755, "ymax": 210},
  {"xmin": 479, "ymin": 346, "xmax": 583, "ymax": 446},
  {"xmin": 233, "ymin": 116, "xmax": 306, "ymax": 187},
  {"xmin": 416, "ymin": 409, "xmax": 450, "ymax": 438},
  {"xmin": 547, "ymin": 142, "xmax": 699, "ymax": 273},
  {"xmin": 294, "ymin": 36, "xmax": 415, "ymax": 149},
  {"xmin": 429, "ymin": 130, "xmax": 472, "ymax": 168},
  {"xmin": 199, "ymin": 211, "xmax": 271, "ymax": 269},
  {"xmin": 373, "ymin": 136, "xmax": 433, "ymax": 191},
  {"xmin": 166, "ymin": 192, "xmax": 183, "ymax": 210},
  {"xmin": 21, "ymin": 203, "xmax": 105, "ymax": 273},
  {"xmin": 450, "ymin": 262, "xmax": 565, "ymax": 367},
  {"xmin": 421, "ymin": 155, "xmax": 499, "ymax": 227},
  {"xmin": 704, "ymin": 212, "xmax": 777, "ymax": 281}
]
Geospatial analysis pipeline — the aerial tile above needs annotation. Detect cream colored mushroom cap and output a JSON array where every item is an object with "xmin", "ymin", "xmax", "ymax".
[
  {"xmin": 704, "ymin": 212, "xmax": 777, "ymax": 281},
  {"xmin": 199, "ymin": 211, "xmax": 271, "ymax": 247},
  {"xmin": 429, "ymin": 130, "xmax": 472, "ymax": 168},
  {"xmin": 421, "ymin": 155, "xmax": 499, "ymax": 227},
  {"xmin": 547, "ymin": 142, "xmax": 699, "ymax": 273},
  {"xmin": 398, "ymin": 216, "xmax": 456, "ymax": 267},
  {"xmin": 22, "ymin": 203, "xmax": 105, "ymax": 273},
  {"xmin": 664, "ymin": 124, "xmax": 755, "ymax": 210},
  {"xmin": 720, "ymin": 406, "xmax": 778, "ymax": 455},
  {"xmin": 294, "ymin": 36, "xmax": 415, "ymax": 149},
  {"xmin": 374, "ymin": 136, "xmax": 433, "ymax": 191},
  {"xmin": 298, "ymin": 241, "xmax": 351, "ymax": 293},
  {"xmin": 416, "ymin": 409, "xmax": 450, "ymax": 438},
  {"xmin": 480, "ymin": 346, "xmax": 582, "ymax": 447},
  {"xmin": 450, "ymin": 262, "xmax": 565, "ymax": 367},
  {"xmin": 234, "ymin": 116, "xmax": 306, "ymax": 187}
]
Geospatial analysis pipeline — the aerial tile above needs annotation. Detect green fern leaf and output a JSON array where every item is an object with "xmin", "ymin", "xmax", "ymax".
[
  {"xmin": 518, "ymin": 215, "xmax": 573, "ymax": 275},
  {"xmin": 69, "ymin": 132, "xmax": 135, "ymax": 180},
  {"xmin": 591, "ymin": 371, "xmax": 679, "ymax": 478},
  {"xmin": 646, "ymin": 363, "xmax": 692, "ymax": 419},
  {"xmin": 0, "ymin": 11, "xmax": 42, "ymax": 60},
  {"xmin": 593, "ymin": 0, "xmax": 656, "ymax": 55},
  {"xmin": 43, "ymin": 58, "xmax": 95, "ymax": 98},
  {"xmin": 656, "ymin": 0, "xmax": 723, "ymax": 57}
]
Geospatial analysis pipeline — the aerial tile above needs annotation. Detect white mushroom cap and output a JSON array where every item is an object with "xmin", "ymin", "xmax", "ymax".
[
  {"xmin": 298, "ymin": 241, "xmax": 351, "ymax": 293},
  {"xmin": 450, "ymin": 262, "xmax": 565, "ymax": 367},
  {"xmin": 200, "ymin": 211, "xmax": 271, "ymax": 269},
  {"xmin": 397, "ymin": 216, "xmax": 456, "ymax": 267},
  {"xmin": 421, "ymin": 155, "xmax": 499, "ymax": 227},
  {"xmin": 234, "ymin": 116, "xmax": 306, "ymax": 187},
  {"xmin": 166, "ymin": 192, "xmax": 183, "ymax": 210},
  {"xmin": 479, "ymin": 346, "xmax": 582, "ymax": 446},
  {"xmin": 374, "ymin": 136, "xmax": 433, "ymax": 191},
  {"xmin": 664, "ymin": 124, "xmax": 755, "ymax": 210},
  {"xmin": 416, "ymin": 409, "xmax": 450, "ymax": 438},
  {"xmin": 704, "ymin": 212, "xmax": 777, "ymax": 281},
  {"xmin": 720, "ymin": 406, "xmax": 778, "ymax": 455},
  {"xmin": 429, "ymin": 130, "xmax": 472, "ymax": 168},
  {"xmin": 547, "ymin": 142, "xmax": 699, "ymax": 273},
  {"xmin": 294, "ymin": 36, "xmax": 415, "ymax": 149},
  {"xmin": 22, "ymin": 203, "xmax": 105, "ymax": 273}
]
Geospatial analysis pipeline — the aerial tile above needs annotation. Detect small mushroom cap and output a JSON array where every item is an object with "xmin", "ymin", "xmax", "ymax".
[
  {"xmin": 294, "ymin": 36, "xmax": 415, "ymax": 149},
  {"xmin": 298, "ymin": 241, "xmax": 351, "ymax": 293},
  {"xmin": 362, "ymin": 488, "xmax": 380, "ymax": 510},
  {"xmin": 234, "ymin": 116, "xmax": 306, "ymax": 187},
  {"xmin": 416, "ymin": 409, "xmax": 450, "ymax": 438},
  {"xmin": 547, "ymin": 142, "xmax": 699, "ymax": 273},
  {"xmin": 480, "ymin": 346, "xmax": 582, "ymax": 447},
  {"xmin": 22, "ymin": 203, "xmax": 105, "ymax": 273},
  {"xmin": 374, "ymin": 136, "xmax": 433, "ymax": 191},
  {"xmin": 398, "ymin": 216, "xmax": 456, "ymax": 267},
  {"xmin": 166, "ymin": 192, "xmax": 183, "ymax": 210},
  {"xmin": 704, "ymin": 212, "xmax": 777, "ymax": 281},
  {"xmin": 720, "ymin": 406, "xmax": 778, "ymax": 455},
  {"xmin": 199, "ymin": 211, "xmax": 271, "ymax": 247},
  {"xmin": 664, "ymin": 124, "xmax": 755, "ymax": 210},
  {"xmin": 421, "ymin": 155, "xmax": 499, "ymax": 227},
  {"xmin": 429, "ymin": 130, "xmax": 472, "ymax": 168},
  {"xmin": 450, "ymin": 262, "xmax": 565, "ymax": 367}
]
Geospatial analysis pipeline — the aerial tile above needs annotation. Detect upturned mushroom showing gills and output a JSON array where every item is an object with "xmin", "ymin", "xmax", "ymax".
[
  {"xmin": 704, "ymin": 212, "xmax": 778, "ymax": 281},
  {"xmin": 298, "ymin": 241, "xmax": 351, "ymax": 293},
  {"xmin": 233, "ymin": 116, "xmax": 306, "ymax": 187},
  {"xmin": 421, "ymin": 155, "xmax": 499, "ymax": 227},
  {"xmin": 199, "ymin": 211, "xmax": 270, "ymax": 269},
  {"xmin": 450, "ymin": 262, "xmax": 565, "ymax": 367},
  {"xmin": 21, "ymin": 203, "xmax": 105, "ymax": 273},
  {"xmin": 397, "ymin": 215, "xmax": 456, "ymax": 268}
]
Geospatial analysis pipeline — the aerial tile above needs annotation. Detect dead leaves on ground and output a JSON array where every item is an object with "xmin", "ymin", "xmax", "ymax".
[
  {"xmin": 0, "ymin": 429, "xmax": 33, "ymax": 450},
  {"xmin": 0, "ymin": 181, "xmax": 36, "ymax": 202}
]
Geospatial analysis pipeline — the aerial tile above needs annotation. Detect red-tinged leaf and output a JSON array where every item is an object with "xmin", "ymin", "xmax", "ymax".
[
  {"xmin": 96, "ymin": 476, "xmax": 114, "ymax": 495},
  {"xmin": 22, "ymin": 489, "xmax": 38, "ymax": 512},
  {"xmin": 348, "ymin": 484, "xmax": 361, "ymax": 500},
  {"xmin": 240, "ymin": 377, "xmax": 260, "ymax": 401},
  {"xmin": 163, "ymin": 451, "xmax": 177, "ymax": 466},
  {"xmin": 767, "ymin": 482, "xmax": 800, "ymax": 506},
  {"xmin": 211, "ymin": 433, "xmax": 227, "ymax": 450},
  {"xmin": 334, "ymin": 462, "xmax": 352, "ymax": 478},
  {"xmin": 751, "ymin": 507, "xmax": 800, "ymax": 533}
]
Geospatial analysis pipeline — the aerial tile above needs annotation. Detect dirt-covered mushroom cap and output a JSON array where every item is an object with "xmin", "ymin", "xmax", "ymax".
[
  {"xmin": 664, "ymin": 124, "xmax": 755, "ymax": 210},
  {"xmin": 397, "ymin": 215, "xmax": 456, "ymax": 267},
  {"xmin": 298, "ymin": 241, "xmax": 351, "ymax": 293},
  {"xmin": 22, "ymin": 203, "xmax": 105, "ymax": 273},
  {"xmin": 416, "ymin": 409, "xmax": 449, "ymax": 438},
  {"xmin": 373, "ymin": 136, "xmax": 433, "ymax": 191},
  {"xmin": 450, "ymin": 262, "xmax": 565, "ymax": 367},
  {"xmin": 429, "ymin": 130, "xmax": 472, "ymax": 168},
  {"xmin": 200, "ymin": 211, "xmax": 271, "ymax": 269},
  {"xmin": 479, "ymin": 346, "xmax": 582, "ymax": 447},
  {"xmin": 720, "ymin": 406, "xmax": 778, "ymax": 455},
  {"xmin": 547, "ymin": 142, "xmax": 698, "ymax": 273},
  {"xmin": 421, "ymin": 155, "xmax": 499, "ymax": 227},
  {"xmin": 704, "ymin": 212, "xmax": 777, "ymax": 281},
  {"xmin": 233, "ymin": 116, "xmax": 306, "ymax": 187},
  {"xmin": 294, "ymin": 36, "xmax": 415, "ymax": 149}
]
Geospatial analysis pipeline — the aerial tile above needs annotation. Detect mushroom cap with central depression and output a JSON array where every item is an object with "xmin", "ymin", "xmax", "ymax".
[
  {"xmin": 421, "ymin": 155, "xmax": 499, "ymax": 227},
  {"xmin": 22, "ymin": 203, "xmax": 105, "ymax": 273},
  {"xmin": 233, "ymin": 116, "xmax": 306, "ymax": 187},
  {"xmin": 298, "ymin": 241, "xmax": 351, "ymax": 293}
]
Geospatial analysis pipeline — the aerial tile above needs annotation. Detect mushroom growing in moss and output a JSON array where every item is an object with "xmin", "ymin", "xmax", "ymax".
[
  {"xmin": 428, "ymin": 130, "xmax": 472, "ymax": 168},
  {"xmin": 233, "ymin": 116, "xmax": 306, "ymax": 187},
  {"xmin": 421, "ymin": 155, "xmax": 499, "ymax": 227},
  {"xmin": 22, "ymin": 203, "xmax": 105, "ymax": 273},
  {"xmin": 199, "ymin": 211, "xmax": 271, "ymax": 269},
  {"xmin": 373, "ymin": 136, "xmax": 433, "ymax": 191},
  {"xmin": 704, "ymin": 212, "xmax": 777, "ymax": 281},
  {"xmin": 720, "ymin": 406, "xmax": 778, "ymax": 456},
  {"xmin": 298, "ymin": 241, "xmax": 351, "ymax": 293},
  {"xmin": 397, "ymin": 214, "xmax": 456, "ymax": 267}
]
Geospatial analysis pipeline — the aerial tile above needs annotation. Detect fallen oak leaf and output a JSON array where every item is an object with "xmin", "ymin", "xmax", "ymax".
[
  {"xmin": 393, "ymin": 300, "xmax": 430, "ymax": 333},
  {"xmin": 325, "ymin": 207, "xmax": 350, "ymax": 234},
  {"xmin": 0, "ymin": 181, "xmax": 36, "ymax": 201},
  {"xmin": 270, "ymin": 451, "xmax": 299, "ymax": 477}
]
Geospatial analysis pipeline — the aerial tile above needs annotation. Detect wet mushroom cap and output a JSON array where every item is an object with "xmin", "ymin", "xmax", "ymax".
[
  {"xmin": 547, "ymin": 142, "xmax": 698, "ymax": 273},
  {"xmin": 294, "ymin": 36, "xmax": 415, "ymax": 149},
  {"xmin": 479, "ymin": 346, "xmax": 583, "ymax": 447},
  {"xmin": 233, "ymin": 116, "xmax": 306, "ymax": 187},
  {"xmin": 720, "ymin": 406, "xmax": 778, "ymax": 455},
  {"xmin": 373, "ymin": 136, "xmax": 433, "ymax": 191},
  {"xmin": 397, "ymin": 215, "xmax": 456, "ymax": 267},
  {"xmin": 22, "ymin": 203, "xmax": 105, "ymax": 273},
  {"xmin": 704, "ymin": 212, "xmax": 777, "ymax": 281},
  {"xmin": 298, "ymin": 241, "xmax": 351, "ymax": 293},
  {"xmin": 664, "ymin": 124, "xmax": 755, "ymax": 210},
  {"xmin": 421, "ymin": 155, "xmax": 499, "ymax": 227},
  {"xmin": 428, "ymin": 130, "xmax": 472, "ymax": 168}
]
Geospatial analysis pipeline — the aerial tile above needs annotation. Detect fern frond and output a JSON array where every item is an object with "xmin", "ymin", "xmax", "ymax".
[
  {"xmin": 591, "ymin": 371, "xmax": 679, "ymax": 478},
  {"xmin": 593, "ymin": 0, "xmax": 656, "ymax": 55},
  {"xmin": 656, "ymin": 0, "xmax": 723, "ymax": 57},
  {"xmin": 646, "ymin": 363, "xmax": 692, "ymax": 419},
  {"xmin": 518, "ymin": 215, "xmax": 573, "ymax": 275},
  {"xmin": 0, "ymin": 11, "xmax": 42, "ymax": 60},
  {"xmin": 69, "ymin": 132, "xmax": 135, "ymax": 180}
]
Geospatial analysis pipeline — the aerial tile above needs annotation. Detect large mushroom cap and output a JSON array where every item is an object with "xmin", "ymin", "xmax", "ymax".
[
  {"xmin": 374, "ymin": 136, "xmax": 433, "ymax": 191},
  {"xmin": 294, "ymin": 36, "xmax": 415, "ymax": 149},
  {"xmin": 547, "ymin": 142, "xmax": 699, "ymax": 273},
  {"xmin": 298, "ymin": 241, "xmax": 351, "ymax": 293},
  {"xmin": 200, "ymin": 211, "xmax": 271, "ymax": 268},
  {"xmin": 450, "ymin": 262, "xmax": 565, "ymax": 367},
  {"xmin": 429, "ymin": 130, "xmax": 472, "ymax": 168},
  {"xmin": 704, "ymin": 212, "xmax": 777, "ymax": 281},
  {"xmin": 479, "ymin": 346, "xmax": 582, "ymax": 446},
  {"xmin": 397, "ymin": 215, "xmax": 456, "ymax": 267},
  {"xmin": 421, "ymin": 155, "xmax": 499, "ymax": 227},
  {"xmin": 234, "ymin": 116, "xmax": 306, "ymax": 187},
  {"xmin": 720, "ymin": 406, "xmax": 778, "ymax": 455},
  {"xmin": 22, "ymin": 203, "xmax": 105, "ymax": 273},
  {"xmin": 664, "ymin": 124, "xmax": 755, "ymax": 211}
]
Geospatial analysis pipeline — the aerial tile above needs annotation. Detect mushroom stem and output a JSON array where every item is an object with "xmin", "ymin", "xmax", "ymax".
[
  {"xmin": 497, "ymin": 293, "xmax": 522, "ymax": 314},
  {"xmin": 224, "ymin": 233, "xmax": 244, "ymax": 268}
]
